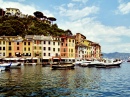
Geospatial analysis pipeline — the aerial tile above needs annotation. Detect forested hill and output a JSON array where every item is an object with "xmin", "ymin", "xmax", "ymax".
[
  {"xmin": 102, "ymin": 52, "xmax": 130, "ymax": 60},
  {"xmin": 0, "ymin": 15, "xmax": 71, "ymax": 37}
]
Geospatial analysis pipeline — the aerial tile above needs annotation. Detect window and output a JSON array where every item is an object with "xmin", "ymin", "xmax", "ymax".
[
  {"xmin": 48, "ymin": 53, "xmax": 50, "ymax": 56},
  {"xmin": 44, "ymin": 53, "xmax": 46, "ymax": 56},
  {"xmin": 28, "ymin": 42, "xmax": 30, "ymax": 45},
  {"xmin": 73, "ymin": 40, "xmax": 74, "ymax": 43},
  {"xmin": 28, "ymin": 47, "xmax": 30, "ymax": 51},
  {"xmin": 9, "ymin": 42, "xmax": 11, "ymax": 45},
  {"xmin": 3, "ymin": 47, "xmax": 5, "ymax": 50},
  {"xmin": 17, "ymin": 42, "xmax": 19, "ymax": 45},
  {"xmin": 58, "ymin": 42, "xmax": 60, "ymax": 45},
  {"xmin": 64, "ymin": 48, "xmax": 66, "ymax": 52},
  {"xmin": 24, "ymin": 42, "xmax": 26, "ymax": 45},
  {"xmin": 9, "ymin": 47, "xmax": 11, "ymax": 50},
  {"xmin": 58, "ymin": 48, "xmax": 60, "ymax": 52},
  {"xmin": 48, "ymin": 41, "xmax": 50, "ymax": 45},
  {"xmin": 43, "ymin": 47, "xmax": 46, "ymax": 50},
  {"xmin": 3, "ymin": 41, "xmax": 5, "ymax": 45},
  {"xmin": 0, "ymin": 41, "xmax": 1, "ymax": 44},
  {"xmin": 56, "ymin": 53, "xmax": 58, "ymax": 56},
  {"xmin": 48, "ymin": 47, "xmax": 51, "ymax": 51},
  {"xmin": 61, "ymin": 39, "xmax": 64, "ymax": 42},
  {"xmin": 39, "ymin": 47, "xmax": 41, "ymax": 50},
  {"xmin": 24, "ymin": 47, "xmax": 26, "ymax": 51},
  {"xmin": 3, "ymin": 52, "xmax": 5, "ymax": 56},
  {"xmin": 0, "ymin": 47, "xmax": 1, "ymax": 50},
  {"xmin": 9, "ymin": 53, "xmax": 12, "ymax": 56},
  {"xmin": 17, "ymin": 47, "xmax": 19, "ymax": 50},
  {"xmin": 53, "ymin": 48, "xmax": 55, "ymax": 51},
  {"xmin": 44, "ymin": 41, "xmax": 46, "ymax": 44},
  {"xmin": 34, "ymin": 46, "xmax": 36, "ymax": 50},
  {"xmin": 53, "ymin": 42, "xmax": 55, "ymax": 45}
]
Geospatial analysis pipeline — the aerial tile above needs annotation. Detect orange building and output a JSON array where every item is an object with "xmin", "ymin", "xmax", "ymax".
[{"xmin": 60, "ymin": 35, "xmax": 75, "ymax": 62}]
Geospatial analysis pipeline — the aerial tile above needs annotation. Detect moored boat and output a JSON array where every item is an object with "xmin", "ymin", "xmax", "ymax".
[
  {"xmin": 3, "ymin": 57, "xmax": 21, "ymax": 68},
  {"xmin": 96, "ymin": 59, "xmax": 123, "ymax": 68},
  {"xmin": 0, "ymin": 62, "xmax": 12, "ymax": 70},
  {"xmin": 79, "ymin": 61, "xmax": 92, "ymax": 67},
  {"xmin": 87, "ymin": 60, "xmax": 104, "ymax": 67},
  {"xmin": 51, "ymin": 64, "xmax": 75, "ymax": 70}
]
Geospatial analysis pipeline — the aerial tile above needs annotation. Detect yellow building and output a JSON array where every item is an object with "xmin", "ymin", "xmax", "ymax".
[
  {"xmin": 82, "ymin": 39, "xmax": 92, "ymax": 59},
  {"xmin": 67, "ymin": 36, "xmax": 75, "ymax": 61},
  {"xmin": 0, "ymin": 37, "xmax": 6, "ymax": 58},
  {"xmin": 0, "ymin": 36, "xmax": 23, "ymax": 57},
  {"xmin": 23, "ymin": 37, "xmax": 33, "ymax": 58}
]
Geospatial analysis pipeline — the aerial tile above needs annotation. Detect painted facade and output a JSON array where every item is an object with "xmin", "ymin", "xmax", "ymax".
[
  {"xmin": 60, "ymin": 35, "xmax": 75, "ymax": 62},
  {"xmin": 23, "ymin": 36, "xmax": 33, "ymax": 58},
  {"xmin": 0, "ymin": 33, "xmax": 101, "ymax": 60},
  {"xmin": 75, "ymin": 44, "xmax": 87, "ymax": 61},
  {"xmin": 67, "ymin": 36, "xmax": 75, "ymax": 60},
  {"xmin": 0, "ymin": 37, "xmax": 6, "ymax": 58}
]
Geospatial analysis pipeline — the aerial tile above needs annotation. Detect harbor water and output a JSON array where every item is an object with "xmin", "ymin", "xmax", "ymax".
[{"xmin": 0, "ymin": 62, "xmax": 130, "ymax": 97}]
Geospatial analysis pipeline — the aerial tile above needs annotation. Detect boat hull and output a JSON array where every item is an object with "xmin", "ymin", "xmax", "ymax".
[{"xmin": 51, "ymin": 64, "xmax": 75, "ymax": 70}]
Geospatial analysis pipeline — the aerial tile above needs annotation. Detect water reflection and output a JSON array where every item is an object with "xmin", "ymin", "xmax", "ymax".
[{"xmin": 0, "ymin": 63, "xmax": 130, "ymax": 96}]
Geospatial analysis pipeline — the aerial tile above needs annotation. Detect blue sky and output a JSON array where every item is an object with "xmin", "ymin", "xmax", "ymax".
[{"xmin": 1, "ymin": 0, "xmax": 130, "ymax": 53}]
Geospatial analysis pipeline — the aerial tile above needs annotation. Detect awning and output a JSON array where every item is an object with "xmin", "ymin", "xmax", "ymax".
[
  {"xmin": 4, "ymin": 57, "xmax": 19, "ymax": 60},
  {"xmin": 26, "ymin": 57, "xmax": 38, "ymax": 59}
]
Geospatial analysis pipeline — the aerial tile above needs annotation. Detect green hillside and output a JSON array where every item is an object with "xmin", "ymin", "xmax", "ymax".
[{"xmin": 0, "ymin": 15, "xmax": 70, "ymax": 37}]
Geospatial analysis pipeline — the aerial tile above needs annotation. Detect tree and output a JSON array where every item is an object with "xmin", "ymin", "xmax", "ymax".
[
  {"xmin": 65, "ymin": 29, "xmax": 73, "ymax": 36},
  {"xmin": 47, "ymin": 17, "xmax": 56, "ymax": 24},
  {"xmin": 33, "ymin": 11, "xmax": 44, "ymax": 19},
  {"xmin": 0, "ymin": 25, "xmax": 15, "ymax": 36},
  {"xmin": 2, "ymin": 20, "xmax": 25, "ymax": 36}
]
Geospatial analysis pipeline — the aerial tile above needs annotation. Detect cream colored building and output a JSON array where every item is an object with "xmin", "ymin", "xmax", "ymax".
[{"xmin": 5, "ymin": 8, "xmax": 26, "ymax": 17}]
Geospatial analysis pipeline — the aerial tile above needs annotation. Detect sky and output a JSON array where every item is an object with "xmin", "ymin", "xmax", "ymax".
[{"xmin": 0, "ymin": 0, "xmax": 130, "ymax": 53}]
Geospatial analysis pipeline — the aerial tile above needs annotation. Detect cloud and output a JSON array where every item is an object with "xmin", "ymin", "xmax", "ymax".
[
  {"xmin": 116, "ymin": 1, "xmax": 130, "ymax": 14},
  {"xmin": 67, "ymin": 3, "xmax": 75, "ymax": 8},
  {"xmin": 0, "ymin": 0, "xmax": 53, "ymax": 17},
  {"xmin": 58, "ymin": 16, "xmax": 130, "ymax": 53},
  {"xmin": 102, "ymin": 43, "xmax": 130, "ymax": 53},
  {"xmin": 42, "ymin": 10, "xmax": 54, "ymax": 17},
  {"xmin": 72, "ymin": 0, "xmax": 88, "ymax": 3},
  {"xmin": 58, "ymin": 5, "xmax": 99, "ymax": 20},
  {"xmin": 17, "ymin": 0, "xmax": 25, "ymax": 2}
]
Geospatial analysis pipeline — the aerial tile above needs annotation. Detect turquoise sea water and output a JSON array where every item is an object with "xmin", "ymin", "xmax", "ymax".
[{"xmin": 0, "ymin": 62, "xmax": 130, "ymax": 97}]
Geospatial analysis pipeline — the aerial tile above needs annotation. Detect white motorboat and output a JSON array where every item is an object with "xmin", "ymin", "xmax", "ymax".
[
  {"xmin": 2, "ymin": 57, "xmax": 21, "ymax": 68},
  {"xmin": 0, "ymin": 62, "xmax": 12, "ymax": 70},
  {"xmin": 73, "ymin": 60, "xmax": 91, "ymax": 66},
  {"xmin": 0, "ymin": 62, "xmax": 12, "ymax": 67},
  {"xmin": 80, "ymin": 60, "xmax": 92, "ymax": 67},
  {"xmin": 72, "ymin": 60, "xmax": 83, "ymax": 65},
  {"xmin": 87, "ymin": 60, "xmax": 104, "ymax": 67},
  {"xmin": 96, "ymin": 59, "xmax": 123, "ymax": 68},
  {"xmin": 103, "ymin": 60, "xmax": 122, "ymax": 66}
]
